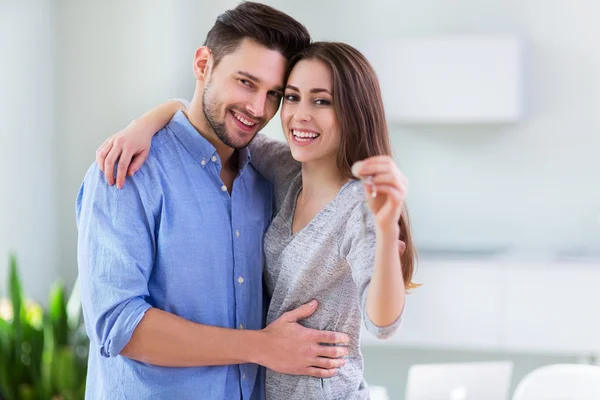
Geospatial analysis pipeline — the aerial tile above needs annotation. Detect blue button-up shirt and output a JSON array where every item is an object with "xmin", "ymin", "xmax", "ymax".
[{"xmin": 76, "ymin": 110, "xmax": 272, "ymax": 399}]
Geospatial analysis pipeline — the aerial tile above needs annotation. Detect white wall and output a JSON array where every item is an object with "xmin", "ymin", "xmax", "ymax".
[
  {"xmin": 1, "ymin": 0, "xmax": 597, "ymax": 314},
  {"xmin": 3, "ymin": 1, "xmax": 596, "ymax": 397},
  {"xmin": 52, "ymin": 0, "xmax": 600, "ymax": 289},
  {"xmin": 0, "ymin": 1, "xmax": 58, "ymax": 303},
  {"xmin": 54, "ymin": 0, "xmax": 235, "ymax": 286},
  {"xmin": 260, "ymin": 0, "xmax": 600, "ymax": 255}
]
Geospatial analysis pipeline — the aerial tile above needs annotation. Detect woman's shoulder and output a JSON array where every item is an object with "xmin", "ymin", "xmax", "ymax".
[{"xmin": 336, "ymin": 180, "xmax": 366, "ymax": 215}]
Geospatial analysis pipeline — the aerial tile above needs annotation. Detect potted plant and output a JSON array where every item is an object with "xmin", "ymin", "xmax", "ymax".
[{"xmin": 0, "ymin": 255, "xmax": 88, "ymax": 400}]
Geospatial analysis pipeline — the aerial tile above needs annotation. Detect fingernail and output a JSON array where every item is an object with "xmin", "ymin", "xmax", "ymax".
[
  {"xmin": 351, "ymin": 161, "xmax": 363, "ymax": 178},
  {"xmin": 309, "ymin": 300, "xmax": 317, "ymax": 307}
]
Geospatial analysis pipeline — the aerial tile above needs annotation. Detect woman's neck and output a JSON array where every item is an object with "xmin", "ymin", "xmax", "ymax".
[{"xmin": 299, "ymin": 156, "xmax": 350, "ymax": 204}]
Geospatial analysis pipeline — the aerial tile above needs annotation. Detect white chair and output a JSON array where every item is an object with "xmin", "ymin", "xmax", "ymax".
[
  {"xmin": 368, "ymin": 385, "xmax": 390, "ymax": 400},
  {"xmin": 405, "ymin": 361, "xmax": 513, "ymax": 400},
  {"xmin": 513, "ymin": 364, "xmax": 600, "ymax": 400}
]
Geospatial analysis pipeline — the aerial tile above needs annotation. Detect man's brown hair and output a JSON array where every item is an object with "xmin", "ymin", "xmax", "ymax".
[{"xmin": 204, "ymin": 2, "xmax": 311, "ymax": 67}]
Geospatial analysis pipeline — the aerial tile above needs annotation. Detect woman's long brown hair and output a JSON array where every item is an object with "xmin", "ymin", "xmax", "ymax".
[{"xmin": 288, "ymin": 42, "xmax": 419, "ymax": 290}]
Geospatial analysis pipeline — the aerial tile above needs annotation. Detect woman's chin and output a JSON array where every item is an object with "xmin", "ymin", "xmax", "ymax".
[{"xmin": 289, "ymin": 148, "xmax": 314, "ymax": 163}]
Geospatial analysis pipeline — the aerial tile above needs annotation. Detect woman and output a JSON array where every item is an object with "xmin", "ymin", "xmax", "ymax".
[{"xmin": 97, "ymin": 42, "xmax": 418, "ymax": 399}]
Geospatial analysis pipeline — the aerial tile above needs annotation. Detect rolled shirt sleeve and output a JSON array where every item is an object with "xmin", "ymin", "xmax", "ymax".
[{"xmin": 76, "ymin": 163, "xmax": 156, "ymax": 357}]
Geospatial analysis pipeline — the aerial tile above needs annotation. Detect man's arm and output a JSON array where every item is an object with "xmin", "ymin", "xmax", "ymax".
[
  {"xmin": 122, "ymin": 300, "xmax": 348, "ymax": 378},
  {"xmin": 76, "ymin": 164, "xmax": 349, "ymax": 377}
]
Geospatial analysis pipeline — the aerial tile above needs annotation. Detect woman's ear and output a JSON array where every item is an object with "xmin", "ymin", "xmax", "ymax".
[{"xmin": 193, "ymin": 46, "xmax": 212, "ymax": 81}]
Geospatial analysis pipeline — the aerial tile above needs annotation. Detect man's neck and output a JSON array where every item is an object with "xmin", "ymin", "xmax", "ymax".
[{"xmin": 184, "ymin": 99, "xmax": 236, "ymax": 169}]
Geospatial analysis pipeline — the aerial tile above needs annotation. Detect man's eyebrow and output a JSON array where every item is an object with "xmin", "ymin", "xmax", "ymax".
[
  {"xmin": 237, "ymin": 71, "xmax": 261, "ymax": 83},
  {"xmin": 286, "ymin": 84, "xmax": 331, "ymax": 94},
  {"xmin": 238, "ymin": 71, "xmax": 283, "ymax": 92}
]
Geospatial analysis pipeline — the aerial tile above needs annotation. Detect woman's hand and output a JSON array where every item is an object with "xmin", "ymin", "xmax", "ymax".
[
  {"xmin": 96, "ymin": 120, "xmax": 153, "ymax": 188},
  {"xmin": 96, "ymin": 100, "xmax": 186, "ymax": 188},
  {"xmin": 352, "ymin": 156, "xmax": 408, "ymax": 234}
]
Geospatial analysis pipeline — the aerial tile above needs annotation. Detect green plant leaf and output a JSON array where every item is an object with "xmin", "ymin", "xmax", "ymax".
[
  {"xmin": 25, "ymin": 301, "xmax": 44, "ymax": 331},
  {"xmin": 0, "ymin": 315, "xmax": 12, "ymax": 342},
  {"xmin": 66, "ymin": 279, "xmax": 82, "ymax": 332},
  {"xmin": 49, "ymin": 282, "xmax": 69, "ymax": 347},
  {"xmin": 0, "ymin": 308, "xmax": 16, "ymax": 399},
  {"xmin": 22, "ymin": 317, "xmax": 44, "ymax": 392},
  {"xmin": 78, "ymin": 380, "xmax": 87, "ymax": 400},
  {"xmin": 8, "ymin": 254, "xmax": 26, "ymax": 387},
  {"xmin": 41, "ymin": 313, "xmax": 55, "ymax": 398},
  {"xmin": 2, "ymin": 256, "xmax": 90, "ymax": 399},
  {"xmin": 54, "ymin": 346, "xmax": 76, "ymax": 393},
  {"xmin": 0, "ymin": 324, "xmax": 16, "ymax": 400},
  {"xmin": 17, "ymin": 383, "xmax": 36, "ymax": 400}
]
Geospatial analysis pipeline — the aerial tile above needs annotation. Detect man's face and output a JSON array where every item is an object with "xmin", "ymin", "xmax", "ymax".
[{"xmin": 202, "ymin": 38, "xmax": 287, "ymax": 149}]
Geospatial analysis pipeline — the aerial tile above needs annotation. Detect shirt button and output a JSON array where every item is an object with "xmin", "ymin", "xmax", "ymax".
[
  {"xmin": 238, "ymin": 276, "xmax": 244, "ymax": 284},
  {"xmin": 221, "ymin": 185, "xmax": 227, "ymax": 192},
  {"xmin": 239, "ymin": 323, "xmax": 244, "ymax": 330},
  {"xmin": 235, "ymin": 230, "xmax": 240, "ymax": 238},
  {"xmin": 211, "ymin": 155, "xmax": 217, "ymax": 162},
  {"xmin": 201, "ymin": 159, "xmax": 206, "ymax": 166}
]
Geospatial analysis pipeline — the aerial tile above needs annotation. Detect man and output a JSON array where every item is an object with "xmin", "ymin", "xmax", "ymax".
[{"xmin": 76, "ymin": 3, "xmax": 348, "ymax": 399}]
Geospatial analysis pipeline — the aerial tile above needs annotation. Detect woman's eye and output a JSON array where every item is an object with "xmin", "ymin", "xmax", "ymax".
[
  {"xmin": 315, "ymin": 99, "xmax": 331, "ymax": 106},
  {"xmin": 284, "ymin": 94, "xmax": 299, "ymax": 102}
]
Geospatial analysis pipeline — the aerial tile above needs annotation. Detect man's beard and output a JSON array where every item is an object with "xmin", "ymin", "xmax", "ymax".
[{"xmin": 202, "ymin": 82, "xmax": 255, "ymax": 150}]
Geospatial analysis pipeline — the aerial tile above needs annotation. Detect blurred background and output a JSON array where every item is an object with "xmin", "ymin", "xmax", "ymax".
[{"xmin": 1, "ymin": 0, "xmax": 599, "ymax": 399}]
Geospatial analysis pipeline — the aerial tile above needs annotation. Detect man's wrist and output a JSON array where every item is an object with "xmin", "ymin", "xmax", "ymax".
[{"xmin": 239, "ymin": 329, "xmax": 267, "ymax": 366}]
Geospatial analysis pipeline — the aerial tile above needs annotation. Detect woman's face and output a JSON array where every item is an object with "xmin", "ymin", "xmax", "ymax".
[{"xmin": 280, "ymin": 59, "xmax": 341, "ymax": 164}]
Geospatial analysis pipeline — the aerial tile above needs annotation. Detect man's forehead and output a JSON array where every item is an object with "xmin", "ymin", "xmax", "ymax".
[{"xmin": 216, "ymin": 39, "xmax": 287, "ymax": 86}]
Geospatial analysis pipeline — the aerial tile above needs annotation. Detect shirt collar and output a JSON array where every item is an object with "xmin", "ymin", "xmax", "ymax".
[{"xmin": 168, "ymin": 110, "xmax": 251, "ymax": 173}]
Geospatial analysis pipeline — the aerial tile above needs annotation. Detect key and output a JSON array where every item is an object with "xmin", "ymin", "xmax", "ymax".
[{"xmin": 359, "ymin": 176, "xmax": 376, "ymax": 238}]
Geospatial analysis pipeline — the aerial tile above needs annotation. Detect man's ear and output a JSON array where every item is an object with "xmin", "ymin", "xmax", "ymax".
[{"xmin": 193, "ymin": 46, "xmax": 212, "ymax": 81}]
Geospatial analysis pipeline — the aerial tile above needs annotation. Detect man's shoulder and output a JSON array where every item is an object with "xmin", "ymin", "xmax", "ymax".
[{"xmin": 149, "ymin": 124, "xmax": 177, "ymax": 154}]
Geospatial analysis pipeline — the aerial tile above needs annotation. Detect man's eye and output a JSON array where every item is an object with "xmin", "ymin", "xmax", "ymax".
[{"xmin": 240, "ymin": 79, "xmax": 252, "ymax": 87}]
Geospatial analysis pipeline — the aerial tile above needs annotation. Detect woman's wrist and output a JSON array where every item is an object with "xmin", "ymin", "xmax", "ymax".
[{"xmin": 375, "ymin": 221, "xmax": 400, "ymax": 240}]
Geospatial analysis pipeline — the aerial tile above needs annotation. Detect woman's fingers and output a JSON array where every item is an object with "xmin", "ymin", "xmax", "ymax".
[
  {"xmin": 103, "ymin": 143, "xmax": 124, "ymax": 186},
  {"xmin": 128, "ymin": 149, "xmax": 150, "ymax": 177},
  {"xmin": 116, "ymin": 149, "xmax": 135, "ymax": 189},
  {"xmin": 96, "ymin": 138, "xmax": 114, "ymax": 173},
  {"xmin": 367, "ymin": 172, "xmax": 408, "ymax": 192},
  {"xmin": 369, "ymin": 184, "xmax": 405, "ymax": 222},
  {"xmin": 354, "ymin": 158, "xmax": 407, "ymax": 189},
  {"xmin": 398, "ymin": 240, "xmax": 407, "ymax": 255},
  {"xmin": 352, "ymin": 156, "xmax": 395, "ymax": 177}
]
